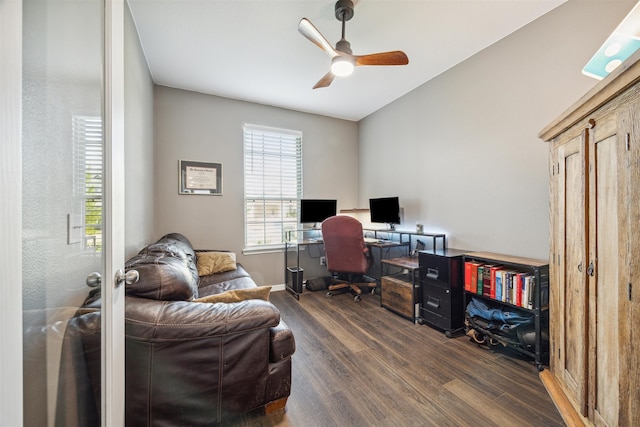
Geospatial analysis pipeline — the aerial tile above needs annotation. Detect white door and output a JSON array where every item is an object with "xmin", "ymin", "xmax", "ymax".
[{"xmin": 1, "ymin": 0, "xmax": 126, "ymax": 425}]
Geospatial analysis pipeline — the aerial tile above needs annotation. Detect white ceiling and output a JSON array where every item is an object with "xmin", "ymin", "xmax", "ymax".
[{"xmin": 128, "ymin": 0, "xmax": 566, "ymax": 122}]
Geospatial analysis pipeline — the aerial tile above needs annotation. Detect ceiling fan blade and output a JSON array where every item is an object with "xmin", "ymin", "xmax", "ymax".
[
  {"xmin": 354, "ymin": 51, "xmax": 409, "ymax": 66},
  {"xmin": 313, "ymin": 72, "xmax": 335, "ymax": 89},
  {"xmin": 299, "ymin": 18, "xmax": 338, "ymax": 57}
]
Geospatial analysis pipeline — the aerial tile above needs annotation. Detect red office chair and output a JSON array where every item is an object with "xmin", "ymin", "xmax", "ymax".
[{"xmin": 321, "ymin": 215, "xmax": 376, "ymax": 302}]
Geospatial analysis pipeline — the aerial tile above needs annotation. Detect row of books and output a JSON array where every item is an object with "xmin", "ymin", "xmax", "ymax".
[{"xmin": 464, "ymin": 261, "xmax": 536, "ymax": 310}]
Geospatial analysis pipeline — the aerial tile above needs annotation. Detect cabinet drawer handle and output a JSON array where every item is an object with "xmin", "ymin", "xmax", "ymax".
[
  {"xmin": 426, "ymin": 298, "xmax": 440, "ymax": 309},
  {"xmin": 427, "ymin": 268, "xmax": 439, "ymax": 279}
]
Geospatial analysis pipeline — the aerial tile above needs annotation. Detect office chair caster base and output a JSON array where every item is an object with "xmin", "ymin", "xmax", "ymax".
[{"xmin": 353, "ymin": 295, "xmax": 361, "ymax": 303}]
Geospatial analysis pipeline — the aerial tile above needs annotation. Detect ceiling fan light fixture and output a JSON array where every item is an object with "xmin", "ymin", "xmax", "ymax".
[
  {"xmin": 331, "ymin": 56, "xmax": 354, "ymax": 76},
  {"xmin": 298, "ymin": 0, "xmax": 408, "ymax": 88}
]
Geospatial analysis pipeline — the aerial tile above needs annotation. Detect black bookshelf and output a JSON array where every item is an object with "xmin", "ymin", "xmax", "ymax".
[{"xmin": 462, "ymin": 252, "xmax": 549, "ymax": 371}]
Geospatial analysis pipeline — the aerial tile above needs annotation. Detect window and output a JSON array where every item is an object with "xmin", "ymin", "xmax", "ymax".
[
  {"xmin": 243, "ymin": 124, "xmax": 302, "ymax": 249},
  {"xmin": 72, "ymin": 115, "xmax": 103, "ymax": 251}
]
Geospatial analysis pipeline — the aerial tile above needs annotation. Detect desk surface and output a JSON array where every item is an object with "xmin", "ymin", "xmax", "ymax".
[
  {"xmin": 365, "ymin": 239, "xmax": 408, "ymax": 247},
  {"xmin": 287, "ymin": 238, "xmax": 322, "ymax": 245},
  {"xmin": 364, "ymin": 228, "xmax": 446, "ymax": 238},
  {"xmin": 288, "ymin": 237, "xmax": 407, "ymax": 247},
  {"xmin": 381, "ymin": 256, "xmax": 419, "ymax": 270}
]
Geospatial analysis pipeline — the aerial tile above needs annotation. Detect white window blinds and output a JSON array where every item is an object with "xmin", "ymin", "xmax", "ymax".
[
  {"xmin": 243, "ymin": 124, "xmax": 302, "ymax": 249},
  {"xmin": 73, "ymin": 115, "xmax": 103, "ymax": 251}
]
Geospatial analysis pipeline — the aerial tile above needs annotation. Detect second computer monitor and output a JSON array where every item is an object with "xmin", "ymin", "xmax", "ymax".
[{"xmin": 369, "ymin": 196, "xmax": 400, "ymax": 229}]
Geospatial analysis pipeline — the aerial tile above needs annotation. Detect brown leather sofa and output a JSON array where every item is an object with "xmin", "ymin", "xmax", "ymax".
[{"xmin": 77, "ymin": 233, "xmax": 295, "ymax": 425}]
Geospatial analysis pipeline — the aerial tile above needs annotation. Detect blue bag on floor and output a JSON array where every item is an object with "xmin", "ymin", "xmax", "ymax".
[{"xmin": 466, "ymin": 297, "xmax": 533, "ymax": 332}]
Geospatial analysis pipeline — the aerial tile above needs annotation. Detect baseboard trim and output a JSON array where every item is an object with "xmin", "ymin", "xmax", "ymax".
[
  {"xmin": 539, "ymin": 370, "xmax": 586, "ymax": 427},
  {"xmin": 271, "ymin": 284, "xmax": 286, "ymax": 292}
]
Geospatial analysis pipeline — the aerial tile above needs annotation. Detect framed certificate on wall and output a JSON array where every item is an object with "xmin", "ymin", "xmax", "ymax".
[{"xmin": 179, "ymin": 160, "xmax": 223, "ymax": 195}]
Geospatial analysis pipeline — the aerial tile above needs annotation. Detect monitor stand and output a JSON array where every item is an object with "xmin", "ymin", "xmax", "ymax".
[{"xmin": 387, "ymin": 223, "xmax": 396, "ymax": 231}]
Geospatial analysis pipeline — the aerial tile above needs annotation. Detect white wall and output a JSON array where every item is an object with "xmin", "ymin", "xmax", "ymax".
[
  {"xmin": 124, "ymin": 3, "xmax": 155, "ymax": 259},
  {"xmin": 359, "ymin": 0, "xmax": 635, "ymax": 259},
  {"xmin": 153, "ymin": 86, "xmax": 359, "ymax": 286}
]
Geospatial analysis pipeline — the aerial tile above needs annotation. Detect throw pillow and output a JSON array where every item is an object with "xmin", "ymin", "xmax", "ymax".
[
  {"xmin": 196, "ymin": 251, "xmax": 237, "ymax": 276},
  {"xmin": 193, "ymin": 286, "xmax": 272, "ymax": 304}
]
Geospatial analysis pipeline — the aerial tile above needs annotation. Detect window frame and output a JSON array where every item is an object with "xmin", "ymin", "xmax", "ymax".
[{"xmin": 243, "ymin": 124, "xmax": 302, "ymax": 252}]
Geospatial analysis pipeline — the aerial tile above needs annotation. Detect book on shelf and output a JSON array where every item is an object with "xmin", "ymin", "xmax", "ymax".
[
  {"xmin": 504, "ymin": 270, "xmax": 516, "ymax": 304},
  {"xmin": 524, "ymin": 274, "xmax": 534, "ymax": 309},
  {"xmin": 477, "ymin": 265, "xmax": 484, "ymax": 295},
  {"xmin": 495, "ymin": 270, "xmax": 503, "ymax": 301},
  {"xmin": 464, "ymin": 261, "xmax": 472, "ymax": 292},
  {"xmin": 515, "ymin": 272, "xmax": 525, "ymax": 307},
  {"xmin": 464, "ymin": 261, "xmax": 483, "ymax": 293},
  {"xmin": 489, "ymin": 265, "xmax": 504, "ymax": 299},
  {"xmin": 482, "ymin": 265, "xmax": 493, "ymax": 298}
]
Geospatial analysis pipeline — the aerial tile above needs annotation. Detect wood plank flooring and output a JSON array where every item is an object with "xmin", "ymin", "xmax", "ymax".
[{"xmin": 219, "ymin": 289, "xmax": 564, "ymax": 426}]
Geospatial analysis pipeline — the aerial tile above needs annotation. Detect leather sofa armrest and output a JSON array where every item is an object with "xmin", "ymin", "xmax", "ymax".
[
  {"xmin": 269, "ymin": 319, "xmax": 295, "ymax": 363},
  {"xmin": 125, "ymin": 296, "xmax": 281, "ymax": 340}
]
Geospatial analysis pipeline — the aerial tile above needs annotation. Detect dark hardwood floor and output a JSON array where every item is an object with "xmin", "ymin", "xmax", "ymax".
[{"xmin": 220, "ymin": 289, "xmax": 564, "ymax": 426}]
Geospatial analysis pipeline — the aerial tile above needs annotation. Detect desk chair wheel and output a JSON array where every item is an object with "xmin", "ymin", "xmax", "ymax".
[
  {"xmin": 354, "ymin": 295, "xmax": 361, "ymax": 303},
  {"xmin": 326, "ymin": 291, "xmax": 333, "ymax": 298}
]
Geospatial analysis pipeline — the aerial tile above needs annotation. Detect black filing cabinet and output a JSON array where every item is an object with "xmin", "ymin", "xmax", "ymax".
[{"xmin": 418, "ymin": 249, "xmax": 467, "ymax": 337}]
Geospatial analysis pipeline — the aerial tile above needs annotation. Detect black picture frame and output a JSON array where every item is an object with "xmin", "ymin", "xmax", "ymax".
[{"xmin": 179, "ymin": 160, "xmax": 223, "ymax": 195}]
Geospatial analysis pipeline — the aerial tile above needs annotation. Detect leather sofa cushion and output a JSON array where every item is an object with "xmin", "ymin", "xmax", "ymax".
[
  {"xmin": 125, "ymin": 233, "xmax": 199, "ymax": 301},
  {"xmin": 124, "ymin": 297, "xmax": 281, "ymax": 339},
  {"xmin": 198, "ymin": 264, "xmax": 257, "ymax": 296}
]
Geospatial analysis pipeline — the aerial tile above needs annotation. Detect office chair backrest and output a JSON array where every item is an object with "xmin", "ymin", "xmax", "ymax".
[{"xmin": 321, "ymin": 215, "xmax": 369, "ymax": 275}]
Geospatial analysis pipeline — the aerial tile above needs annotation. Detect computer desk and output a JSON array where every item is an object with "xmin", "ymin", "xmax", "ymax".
[
  {"xmin": 284, "ymin": 229, "xmax": 419, "ymax": 299},
  {"xmin": 363, "ymin": 239, "xmax": 411, "ymax": 285},
  {"xmin": 363, "ymin": 228, "xmax": 446, "ymax": 252}
]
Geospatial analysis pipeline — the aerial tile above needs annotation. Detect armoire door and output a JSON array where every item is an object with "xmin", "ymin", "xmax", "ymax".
[
  {"xmin": 619, "ymin": 102, "xmax": 640, "ymax": 427},
  {"xmin": 553, "ymin": 130, "xmax": 589, "ymax": 416},
  {"xmin": 587, "ymin": 112, "xmax": 625, "ymax": 427}
]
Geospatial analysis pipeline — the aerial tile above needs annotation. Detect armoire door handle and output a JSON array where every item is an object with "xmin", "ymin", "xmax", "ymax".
[
  {"xmin": 578, "ymin": 262, "xmax": 583, "ymax": 273},
  {"xmin": 587, "ymin": 262, "xmax": 594, "ymax": 277}
]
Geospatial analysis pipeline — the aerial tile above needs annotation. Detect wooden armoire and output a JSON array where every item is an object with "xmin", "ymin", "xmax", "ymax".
[{"xmin": 538, "ymin": 50, "xmax": 640, "ymax": 427}]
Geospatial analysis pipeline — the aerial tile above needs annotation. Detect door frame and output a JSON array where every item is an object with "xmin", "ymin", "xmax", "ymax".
[
  {"xmin": 0, "ymin": 0, "xmax": 127, "ymax": 425},
  {"xmin": 0, "ymin": 1, "xmax": 25, "ymax": 426},
  {"xmin": 103, "ymin": 0, "xmax": 126, "ymax": 424}
]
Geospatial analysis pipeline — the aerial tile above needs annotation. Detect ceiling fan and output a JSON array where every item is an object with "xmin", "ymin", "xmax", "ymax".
[{"xmin": 298, "ymin": 0, "xmax": 409, "ymax": 89}]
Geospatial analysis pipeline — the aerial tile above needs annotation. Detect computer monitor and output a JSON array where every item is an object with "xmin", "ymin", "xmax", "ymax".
[
  {"xmin": 300, "ymin": 199, "xmax": 337, "ymax": 228},
  {"xmin": 369, "ymin": 196, "xmax": 401, "ymax": 229}
]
